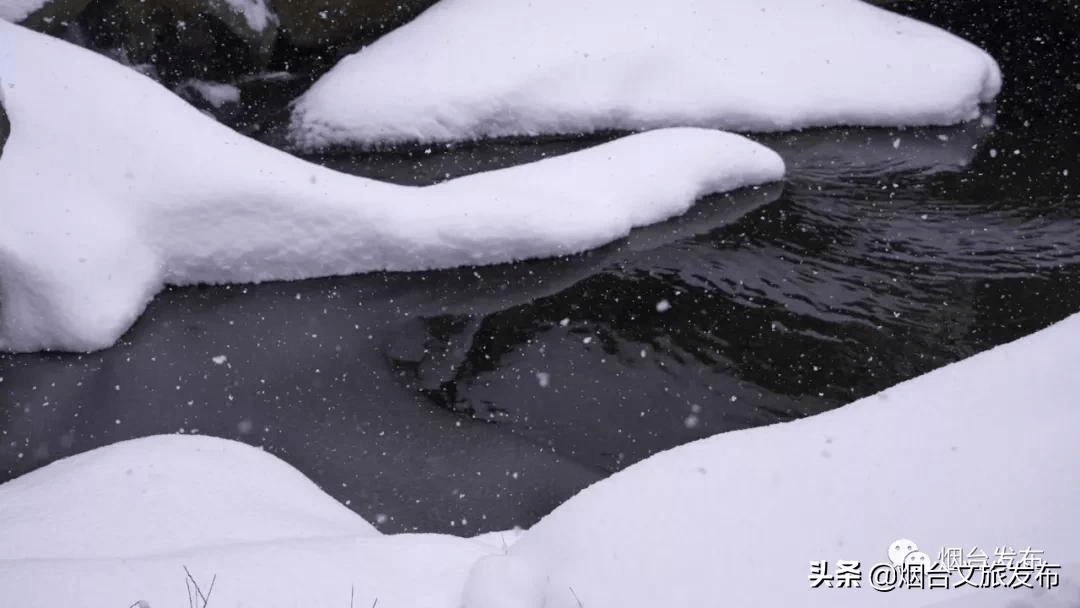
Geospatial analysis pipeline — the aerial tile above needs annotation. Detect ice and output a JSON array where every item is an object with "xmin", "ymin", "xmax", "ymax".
[
  {"xmin": 0, "ymin": 20, "xmax": 783, "ymax": 353},
  {"xmin": 290, "ymin": 0, "xmax": 1001, "ymax": 149}
]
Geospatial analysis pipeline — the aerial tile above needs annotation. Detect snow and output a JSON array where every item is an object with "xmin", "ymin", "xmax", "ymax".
[
  {"xmin": 0, "ymin": 435, "xmax": 376, "ymax": 561},
  {"xmin": 461, "ymin": 555, "xmax": 547, "ymax": 608},
  {"xmin": 0, "ymin": 0, "xmax": 274, "ymax": 30},
  {"xmin": 289, "ymin": 0, "xmax": 1002, "ymax": 149},
  {"xmin": 502, "ymin": 312, "xmax": 1080, "ymax": 608},
  {"xmin": 0, "ymin": 20, "xmax": 784, "ymax": 353},
  {"xmin": 0, "ymin": 0, "xmax": 45, "ymax": 23},
  {"xmin": 1, "ymin": 532, "xmax": 493, "ymax": 608},
  {"xmin": 1, "ymin": 313, "xmax": 1077, "ymax": 606},
  {"xmin": 179, "ymin": 78, "xmax": 242, "ymax": 108}
]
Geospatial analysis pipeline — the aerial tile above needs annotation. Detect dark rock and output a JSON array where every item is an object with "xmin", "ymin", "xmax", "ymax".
[{"xmin": 0, "ymin": 92, "xmax": 8, "ymax": 160}]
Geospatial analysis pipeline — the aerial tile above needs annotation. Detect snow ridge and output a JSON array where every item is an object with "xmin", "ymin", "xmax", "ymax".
[
  {"xmin": 290, "ymin": 0, "xmax": 1002, "ymax": 149},
  {"xmin": 0, "ymin": 20, "xmax": 783, "ymax": 352}
]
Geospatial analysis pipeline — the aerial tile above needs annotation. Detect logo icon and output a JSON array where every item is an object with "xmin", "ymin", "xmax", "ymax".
[{"xmin": 888, "ymin": 538, "xmax": 920, "ymax": 566}]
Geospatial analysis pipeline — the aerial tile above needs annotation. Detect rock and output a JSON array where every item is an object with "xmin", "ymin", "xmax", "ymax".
[
  {"xmin": 272, "ymin": 0, "xmax": 437, "ymax": 48},
  {"xmin": 0, "ymin": 92, "xmax": 8, "ymax": 159},
  {"xmin": 16, "ymin": 0, "xmax": 94, "ymax": 32}
]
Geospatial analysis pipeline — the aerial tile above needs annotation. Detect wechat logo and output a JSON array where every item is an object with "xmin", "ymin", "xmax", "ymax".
[{"xmin": 889, "ymin": 538, "xmax": 931, "ymax": 567}]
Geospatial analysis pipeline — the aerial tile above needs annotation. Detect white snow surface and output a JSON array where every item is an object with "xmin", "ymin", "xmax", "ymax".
[
  {"xmin": 503, "ymin": 312, "xmax": 1080, "ymax": 608},
  {"xmin": 1, "ymin": 313, "xmax": 1078, "ymax": 606},
  {"xmin": 226, "ymin": 0, "xmax": 275, "ymax": 33},
  {"xmin": 289, "ymin": 0, "xmax": 1003, "ymax": 149},
  {"xmin": 0, "ymin": 435, "xmax": 492, "ymax": 607},
  {"xmin": 179, "ymin": 78, "xmax": 242, "ymax": 108},
  {"xmin": 0, "ymin": 0, "xmax": 274, "ymax": 28},
  {"xmin": 0, "ymin": 0, "xmax": 45, "ymax": 23},
  {"xmin": 0, "ymin": 434, "xmax": 376, "ymax": 560},
  {"xmin": 0, "ymin": 20, "xmax": 784, "ymax": 353}
]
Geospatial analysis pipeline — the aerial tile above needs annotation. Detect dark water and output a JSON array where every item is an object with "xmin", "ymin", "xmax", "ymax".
[{"xmin": 1, "ymin": 0, "xmax": 1078, "ymax": 534}]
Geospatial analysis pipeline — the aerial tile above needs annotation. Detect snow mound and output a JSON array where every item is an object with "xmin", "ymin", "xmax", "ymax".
[
  {"xmin": 289, "ymin": 0, "xmax": 1002, "ymax": 149},
  {"xmin": 499, "ymin": 312, "xmax": 1080, "ymax": 607},
  {"xmin": 0, "ymin": 532, "xmax": 493, "ymax": 608},
  {"xmin": 0, "ymin": 20, "xmax": 784, "ymax": 353},
  {"xmin": 0, "ymin": 434, "xmax": 376, "ymax": 560},
  {"xmin": 0, "ymin": 0, "xmax": 46, "ymax": 22},
  {"xmin": 0, "ymin": 435, "xmax": 494, "ymax": 608}
]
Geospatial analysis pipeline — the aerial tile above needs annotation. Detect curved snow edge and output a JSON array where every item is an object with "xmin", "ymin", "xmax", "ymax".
[
  {"xmin": 0, "ymin": 20, "xmax": 784, "ymax": 354},
  {"xmin": 288, "ymin": 0, "xmax": 1004, "ymax": 150}
]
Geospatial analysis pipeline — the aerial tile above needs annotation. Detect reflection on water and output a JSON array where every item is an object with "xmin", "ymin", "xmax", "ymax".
[{"xmin": 1, "ymin": 0, "xmax": 1078, "ymax": 534}]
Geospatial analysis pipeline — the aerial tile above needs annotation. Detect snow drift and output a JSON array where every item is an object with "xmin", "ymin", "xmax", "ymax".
[
  {"xmin": 1, "ymin": 314, "xmax": 1077, "ymax": 606},
  {"xmin": 502, "ymin": 312, "xmax": 1080, "ymax": 607},
  {"xmin": 0, "ymin": 435, "xmax": 495, "ymax": 608},
  {"xmin": 0, "ymin": 435, "xmax": 377, "ymax": 560},
  {"xmin": 289, "ymin": 0, "xmax": 1002, "ymax": 149},
  {"xmin": 0, "ymin": 0, "xmax": 48, "ymax": 23},
  {"xmin": 0, "ymin": 20, "xmax": 784, "ymax": 353}
]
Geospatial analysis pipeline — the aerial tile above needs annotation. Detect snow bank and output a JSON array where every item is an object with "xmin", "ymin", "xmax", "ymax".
[
  {"xmin": 0, "ymin": 435, "xmax": 494, "ymax": 608},
  {"xmin": 289, "ymin": 0, "xmax": 1002, "ymax": 149},
  {"xmin": 226, "ymin": 0, "xmax": 275, "ymax": 33},
  {"xmin": 0, "ymin": 435, "xmax": 376, "ymax": 560},
  {"xmin": 0, "ymin": 20, "xmax": 784, "ymax": 353},
  {"xmin": 0, "ymin": 0, "xmax": 46, "ymax": 22},
  {"xmin": 496, "ymin": 312, "xmax": 1080, "ymax": 608},
  {"xmin": 0, "ymin": 315, "xmax": 1076, "ymax": 606}
]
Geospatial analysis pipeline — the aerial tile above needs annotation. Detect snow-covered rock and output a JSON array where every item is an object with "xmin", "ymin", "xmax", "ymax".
[
  {"xmin": 290, "ymin": 0, "xmax": 1002, "ymax": 149},
  {"xmin": 0, "ymin": 434, "xmax": 376, "ymax": 560},
  {"xmin": 0, "ymin": 20, "xmax": 784, "ymax": 353},
  {"xmin": 0, "ymin": 0, "xmax": 55, "ymax": 23},
  {"xmin": 177, "ymin": 78, "xmax": 242, "ymax": 108}
]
